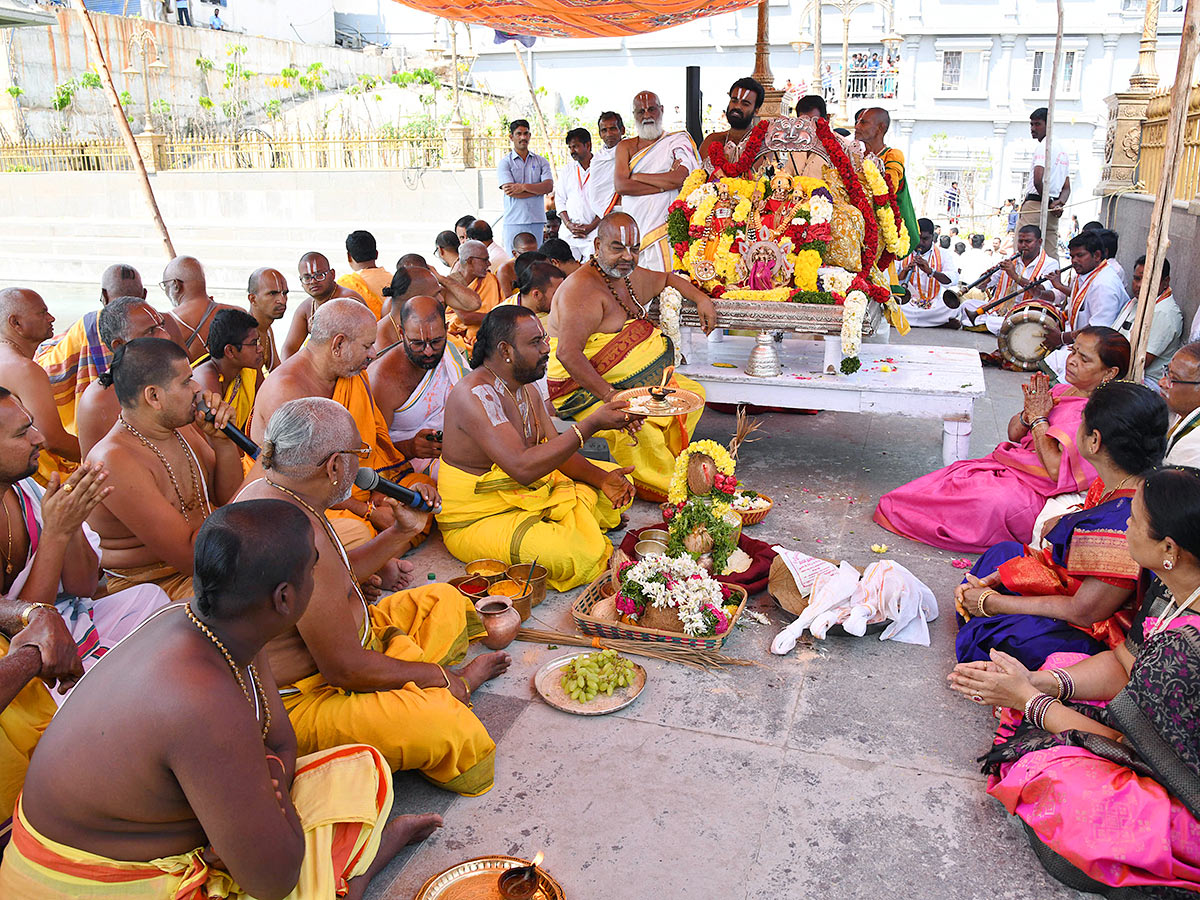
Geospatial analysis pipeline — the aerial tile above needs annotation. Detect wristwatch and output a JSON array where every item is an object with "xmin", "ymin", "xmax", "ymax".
[{"xmin": 19, "ymin": 602, "xmax": 57, "ymax": 628}]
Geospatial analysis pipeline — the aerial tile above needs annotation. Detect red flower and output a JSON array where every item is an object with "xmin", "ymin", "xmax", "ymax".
[
  {"xmin": 708, "ymin": 120, "xmax": 771, "ymax": 178},
  {"xmin": 668, "ymin": 199, "xmax": 689, "ymax": 213},
  {"xmin": 689, "ymin": 224, "xmax": 704, "ymax": 238},
  {"xmin": 809, "ymin": 223, "xmax": 832, "ymax": 242},
  {"xmin": 673, "ymin": 241, "xmax": 690, "ymax": 259},
  {"xmin": 711, "ymin": 285, "xmax": 725, "ymax": 297}
]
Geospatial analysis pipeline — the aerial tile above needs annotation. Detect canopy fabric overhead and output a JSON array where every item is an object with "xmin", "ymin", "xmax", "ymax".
[{"xmin": 389, "ymin": 0, "xmax": 761, "ymax": 38}]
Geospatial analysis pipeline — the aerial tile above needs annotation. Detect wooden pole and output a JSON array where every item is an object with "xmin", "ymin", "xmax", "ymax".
[
  {"xmin": 70, "ymin": 1, "xmax": 175, "ymax": 259},
  {"xmin": 752, "ymin": 0, "xmax": 775, "ymax": 88},
  {"xmin": 812, "ymin": 0, "xmax": 822, "ymax": 94},
  {"xmin": 1128, "ymin": 0, "xmax": 1199, "ymax": 384},
  {"xmin": 1039, "ymin": 0, "xmax": 1063, "ymax": 246}
]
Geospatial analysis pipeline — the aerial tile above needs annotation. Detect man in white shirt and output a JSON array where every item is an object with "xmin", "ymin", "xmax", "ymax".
[
  {"xmin": 899, "ymin": 218, "xmax": 959, "ymax": 327},
  {"xmin": 585, "ymin": 112, "xmax": 626, "ymax": 222},
  {"xmin": 1161, "ymin": 343, "xmax": 1200, "ymax": 467},
  {"xmin": 465, "ymin": 220, "xmax": 511, "ymax": 272},
  {"xmin": 1017, "ymin": 107, "xmax": 1070, "ymax": 259},
  {"xmin": 956, "ymin": 234, "xmax": 993, "ymax": 291},
  {"xmin": 1042, "ymin": 230, "xmax": 1129, "ymax": 380},
  {"xmin": 966, "ymin": 224, "xmax": 1061, "ymax": 334},
  {"xmin": 558, "ymin": 128, "xmax": 601, "ymax": 262},
  {"xmin": 1115, "ymin": 255, "xmax": 1182, "ymax": 389}
]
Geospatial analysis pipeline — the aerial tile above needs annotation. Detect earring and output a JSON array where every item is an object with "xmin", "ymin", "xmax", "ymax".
[{"xmin": 1164, "ymin": 559, "xmax": 1175, "ymax": 570}]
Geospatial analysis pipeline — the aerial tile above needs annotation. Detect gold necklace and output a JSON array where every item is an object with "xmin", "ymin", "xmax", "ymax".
[
  {"xmin": 0, "ymin": 487, "xmax": 13, "ymax": 576},
  {"xmin": 265, "ymin": 479, "xmax": 368, "ymax": 608},
  {"xmin": 184, "ymin": 603, "xmax": 271, "ymax": 741},
  {"xmin": 482, "ymin": 365, "xmax": 540, "ymax": 444},
  {"xmin": 1097, "ymin": 473, "xmax": 1137, "ymax": 504},
  {"xmin": 120, "ymin": 416, "xmax": 210, "ymax": 524},
  {"xmin": 589, "ymin": 258, "xmax": 645, "ymax": 320}
]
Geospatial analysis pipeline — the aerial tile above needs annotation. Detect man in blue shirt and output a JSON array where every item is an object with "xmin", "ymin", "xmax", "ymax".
[
  {"xmin": 208, "ymin": 8, "xmax": 225, "ymax": 29},
  {"xmin": 497, "ymin": 120, "xmax": 552, "ymax": 253},
  {"xmin": 175, "ymin": 0, "xmax": 192, "ymax": 27}
]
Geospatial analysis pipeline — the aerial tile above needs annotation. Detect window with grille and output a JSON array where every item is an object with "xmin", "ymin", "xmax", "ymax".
[
  {"xmin": 1031, "ymin": 50, "xmax": 1077, "ymax": 93},
  {"xmin": 941, "ymin": 51, "xmax": 963, "ymax": 91}
]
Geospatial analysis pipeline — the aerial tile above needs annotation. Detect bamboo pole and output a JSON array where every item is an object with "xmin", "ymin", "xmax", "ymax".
[
  {"xmin": 1038, "ymin": 0, "xmax": 1063, "ymax": 245},
  {"xmin": 70, "ymin": 0, "xmax": 175, "ymax": 259},
  {"xmin": 1128, "ymin": 0, "xmax": 1199, "ymax": 384}
]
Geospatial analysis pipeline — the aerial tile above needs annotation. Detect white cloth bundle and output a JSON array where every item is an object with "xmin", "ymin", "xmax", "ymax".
[{"xmin": 769, "ymin": 559, "xmax": 938, "ymax": 654}]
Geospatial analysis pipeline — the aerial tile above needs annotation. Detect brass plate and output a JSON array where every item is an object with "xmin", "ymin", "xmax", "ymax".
[
  {"xmin": 534, "ymin": 652, "xmax": 647, "ymax": 716},
  {"xmin": 414, "ymin": 855, "xmax": 565, "ymax": 900},
  {"xmin": 611, "ymin": 386, "xmax": 704, "ymax": 417}
]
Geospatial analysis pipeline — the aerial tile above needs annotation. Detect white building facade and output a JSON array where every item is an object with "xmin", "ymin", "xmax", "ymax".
[{"xmin": 371, "ymin": 0, "xmax": 1192, "ymax": 228}]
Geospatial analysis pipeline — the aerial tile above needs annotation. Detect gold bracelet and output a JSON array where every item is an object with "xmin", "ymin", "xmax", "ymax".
[
  {"xmin": 459, "ymin": 675, "xmax": 473, "ymax": 709},
  {"xmin": 977, "ymin": 589, "xmax": 998, "ymax": 618},
  {"xmin": 19, "ymin": 602, "xmax": 57, "ymax": 628},
  {"xmin": 437, "ymin": 665, "xmax": 451, "ymax": 690},
  {"xmin": 571, "ymin": 424, "xmax": 584, "ymax": 448}
]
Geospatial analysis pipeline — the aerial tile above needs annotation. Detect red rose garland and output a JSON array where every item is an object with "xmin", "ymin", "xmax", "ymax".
[{"xmin": 707, "ymin": 120, "xmax": 771, "ymax": 178}]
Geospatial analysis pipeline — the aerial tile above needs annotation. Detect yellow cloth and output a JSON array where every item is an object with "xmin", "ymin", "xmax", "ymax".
[
  {"xmin": 448, "ymin": 273, "xmax": 502, "ymax": 350},
  {"xmin": 0, "ymin": 744, "xmax": 392, "ymax": 899},
  {"xmin": 547, "ymin": 321, "xmax": 703, "ymax": 502},
  {"xmin": 326, "ymin": 372, "xmax": 431, "ymax": 547},
  {"xmin": 335, "ymin": 271, "xmax": 386, "ymax": 321},
  {"xmin": 98, "ymin": 564, "xmax": 194, "ymax": 602},
  {"xmin": 224, "ymin": 367, "xmax": 257, "ymax": 433},
  {"xmin": 33, "ymin": 451, "xmax": 78, "ymax": 491},
  {"xmin": 437, "ymin": 459, "xmax": 627, "ymax": 591},
  {"xmin": 35, "ymin": 312, "xmax": 109, "ymax": 438},
  {"xmin": 0, "ymin": 636, "xmax": 57, "ymax": 829},
  {"xmin": 281, "ymin": 586, "xmax": 495, "ymax": 796}
]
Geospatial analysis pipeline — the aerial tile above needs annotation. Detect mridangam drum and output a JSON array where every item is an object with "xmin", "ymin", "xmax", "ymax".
[{"xmin": 998, "ymin": 300, "xmax": 1064, "ymax": 371}]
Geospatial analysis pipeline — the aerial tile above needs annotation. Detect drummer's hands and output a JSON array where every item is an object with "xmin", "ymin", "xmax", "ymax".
[
  {"xmin": 1023, "ymin": 372, "xmax": 1054, "ymax": 420},
  {"xmin": 1041, "ymin": 324, "xmax": 1063, "ymax": 352}
]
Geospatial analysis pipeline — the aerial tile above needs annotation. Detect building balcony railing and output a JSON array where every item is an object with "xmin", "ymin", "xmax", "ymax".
[{"xmin": 1137, "ymin": 82, "xmax": 1200, "ymax": 203}]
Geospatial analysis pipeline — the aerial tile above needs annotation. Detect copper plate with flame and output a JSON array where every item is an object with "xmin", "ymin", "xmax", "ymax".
[
  {"xmin": 413, "ymin": 855, "xmax": 564, "ymax": 900},
  {"xmin": 611, "ymin": 386, "xmax": 704, "ymax": 418}
]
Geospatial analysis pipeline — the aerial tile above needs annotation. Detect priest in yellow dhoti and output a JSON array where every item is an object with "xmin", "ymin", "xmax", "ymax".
[
  {"xmin": 0, "ymin": 501, "xmax": 444, "ymax": 898},
  {"xmin": 439, "ymin": 305, "xmax": 639, "ymax": 590},
  {"xmin": 546, "ymin": 213, "xmax": 718, "ymax": 502},
  {"xmin": 250, "ymin": 299, "xmax": 439, "ymax": 555},
  {"xmin": 0, "ymin": 635, "xmax": 58, "ymax": 842},
  {"xmin": 239, "ymin": 399, "xmax": 509, "ymax": 795}
]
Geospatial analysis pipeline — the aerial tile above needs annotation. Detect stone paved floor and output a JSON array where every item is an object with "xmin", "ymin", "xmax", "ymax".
[{"xmin": 366, "ymin": 327, "xmax": 1087, "ymax": 900}]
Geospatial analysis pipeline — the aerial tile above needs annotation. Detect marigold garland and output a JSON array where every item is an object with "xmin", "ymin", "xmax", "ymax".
[
  {"xmin": 667, "ymin": 440, "xmax": 736, "ymax": 505},
  {"xmin": 813, "ymin": 117, "xmax": 880, "ymax": 284}
]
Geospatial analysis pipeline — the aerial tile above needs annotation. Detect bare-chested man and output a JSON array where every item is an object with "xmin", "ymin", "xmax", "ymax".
[
  {"xmin": 237, "ymin": 398, "xmax": 509, "ymax": 795},
  {"xmin": 614, "ymin": 90, "xmax": 701, "ymax": 272},
  {"xmin": 547, "ymin": 212, "xmax": 716, "ymax": 502},
  {"xmin": 496, "ymin": 231, "xmax": 540, "ymax": 298},
  {"xmin": 377, "ymin": 263, "xmax": 481, "ymax": 340},
  {"xmin": 0, "ymin": 288, "xmax": 81, "ymax": 485},
  {"xmin": 76, "ymin": 297, "xmax": 174, "ymax": 457},
  {"xmin": 699, "ymin": 76, "xmax": 766, "ymax": 163},
  {"xmin": 438, "ymin": 305, "xmax": 637, "ymax": 590},
  {"xmin": 280, "ymin": 251, "xmax": 369, "ymax": 361},
  {"xmin": 253, "ymin": 299, "xmax": 437, "ymax": 557},
  {"xmin": 1, "ymin": 500, "xmax": 442, "ymax": 899},
  {"xmin": 246, "ymin": 266, "xmax": 289, "ymax": 371},
  {"xmin": 369, "ymin": 295, "xmax": 466, "ymax": 479},
  {"xmin": 86, "ymin": 337, "xmax": 242, "ymax": 600},
  {"xmin": 160, "ymin": 256, "xmax": 239, "ymax": 363}
]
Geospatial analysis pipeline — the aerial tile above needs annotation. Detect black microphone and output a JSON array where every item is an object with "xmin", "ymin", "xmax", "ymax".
[
  {"xmin": 354, "ymin": 467, "xmax": 438, "ymax": 512},
  {"xmin": 196, "ymin": 395, "xmax": 260, "ymax": 459}
]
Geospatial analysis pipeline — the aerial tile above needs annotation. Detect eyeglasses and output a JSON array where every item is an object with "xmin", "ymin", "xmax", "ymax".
[
  {"xmin": 298, "ymin": 270, "xmax": 332, "ymax": 285},
  {"xmin": 1162, "ymin": 373, "xmax": 1200, "ymax": 387},
  {"xmin": 403, "ymin": 336, "xmax": 446, "ymax": 352},
  {"xmin": 158, "ymin": 279, "xmax": 180, "ymax": 294},
  {"xmin": 237, "ymin": 336, "xmax": 261, "ymax": 348},
  {"xmin": 319, "ymin": 442, "xmax": 370, "ymax": 465}
]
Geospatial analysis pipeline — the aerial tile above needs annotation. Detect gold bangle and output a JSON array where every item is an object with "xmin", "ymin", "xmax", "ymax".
[
  {"xmin": 571, "ymin": 424, "xmax": 584, "ymax": 448},
  {"xmin": 977, "ymin": 589, "xmax": 998, "ymax": 618},
  {"xmin": 459, "ymin": 675, "xmax": 473, "ymax": 708},
  {"xmin": 437, "ymin": 665, "xmax": 451, "ymax": 690},
  {"xmin": 19, "ymin": 602, "xmax": 57, "ymax": 628}
]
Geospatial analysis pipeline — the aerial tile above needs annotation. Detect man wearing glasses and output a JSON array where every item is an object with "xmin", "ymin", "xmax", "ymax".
[
  {"xmin": 159, "ymin": 256, "xmax": 238, "ymax": 364},
  {"xmin": 252, "ymin": 299, "xmax": 439, "ymax": 561},
  {"xmin": 280, "ymin": 251, "xmax": 370, "ymax": 361},
  {"xmin": 1161, "ymin": 343, "xmax": 1200, "ymax": 467},
  {"xmin": 193, "ymin": 309, "xmax": 265, "ymax": 439},
  {"xmin": 368, "ymin": 295, "xmax": 466, "ymax": 480}
]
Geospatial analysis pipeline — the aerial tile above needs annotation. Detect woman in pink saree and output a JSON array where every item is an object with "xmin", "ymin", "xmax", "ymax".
[
  {"xmin": 874, "ymin": 327, "xmax": 1131, "ymax": 554},
  {"xmin": 949, "ymin": 467, "xmax": 1200, "ymax": 896}
]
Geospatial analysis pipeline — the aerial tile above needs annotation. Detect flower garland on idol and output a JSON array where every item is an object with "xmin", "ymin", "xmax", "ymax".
[
  {"xmin": 813, "ymin": 116, "xmax": 880, "ymax": 280},
  {"xmin": 658, "ymin": 285, "xmax": 684, "ymax": 365},
  {"xmin": 861, "ymin": 157, "xmax": 910, "ymax": 271}
]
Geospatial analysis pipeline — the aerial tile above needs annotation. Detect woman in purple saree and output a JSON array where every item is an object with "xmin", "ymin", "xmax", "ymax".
[
  {"xmin": 949, "ymin": 468, "xmax": 1200, "ymax": 897},
  {"xmin": 874, "ymin": 327, "xmax": 1130, "ymax": 554}
]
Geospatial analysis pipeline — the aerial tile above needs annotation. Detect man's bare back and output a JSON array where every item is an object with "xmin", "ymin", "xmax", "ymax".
[
  {"xmin": 76, "ymin": 380, "xmax": 118, "ymax": 457},
  {"xmin": 250, "ymin": 353, "xmax": 335, "ymax": 444}
]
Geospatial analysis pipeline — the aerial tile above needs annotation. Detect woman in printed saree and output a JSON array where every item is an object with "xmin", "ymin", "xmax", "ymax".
[
  {"xmin": 955, "ymin": 382, "xmax": 1168, "ymax": 670},
  {"xmin": 874, "ymin": 327, "xmax": 1130, "ymax": 554},
  {"xmin": 948, "ymin": 467, "xmax": 1200, "ymax": 897}
]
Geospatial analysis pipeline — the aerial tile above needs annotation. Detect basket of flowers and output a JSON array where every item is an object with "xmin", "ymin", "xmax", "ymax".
[{"xmin": 730, "ymin": 490, "xmax": 773, "ymax": 526}]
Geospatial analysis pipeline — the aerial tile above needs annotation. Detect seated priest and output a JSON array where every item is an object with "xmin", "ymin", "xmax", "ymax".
[{"xmin": 438, "ymin": 305, "xmax": 638, "ymax": 591}]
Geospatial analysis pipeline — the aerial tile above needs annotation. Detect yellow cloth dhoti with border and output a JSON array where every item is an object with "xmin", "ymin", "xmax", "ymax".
[
  {"xmin": 98, "ymin": 563, "xmax": 194, "ymax": 603},
  {"xmin": 281, "ymin": 586, "xmax": 495, "ymax": 797},
  {"xmin": 547, "ymin": 318, "xmax": 703, "ymax": 502},
  {"xmin": 0, "ymin": 743, "xmax": 393, "ymax": 899},
  {"xmin": 0, "ymin": 636, "xmax": 57, "ymax": 838},
  {"xmin": 437, "ymin": 460, "xmax": 626, "ymax": 592},
  {"xmin": 327, "ymin": 372, "xmax": 433, "ymax": 551}
]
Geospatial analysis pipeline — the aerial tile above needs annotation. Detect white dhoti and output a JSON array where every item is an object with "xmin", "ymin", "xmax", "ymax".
[
  {"xmin": 387, "ymin": 345, "xmax": 468, "ymax": 478},
  {"xmin": 622, "ymin": 132, "xmax": 700, "ymax": 272}
]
